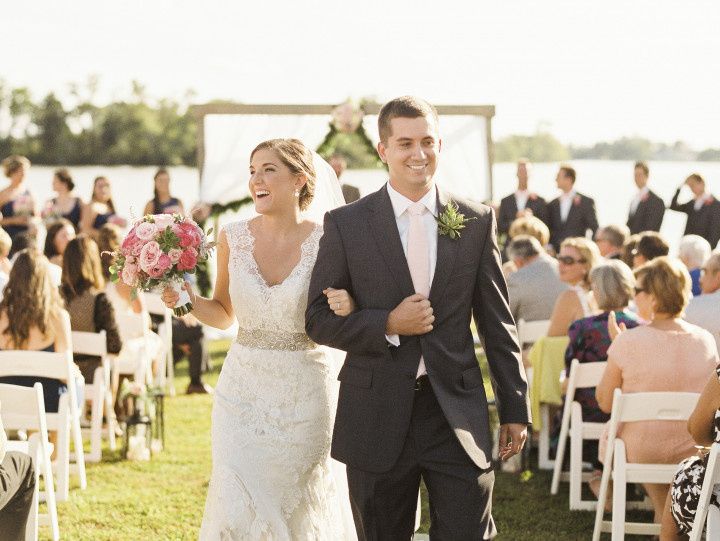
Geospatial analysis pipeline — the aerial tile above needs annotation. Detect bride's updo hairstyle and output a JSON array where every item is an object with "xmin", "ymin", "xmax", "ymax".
[{"xmin": 250, "ymin": 139, "xmax": 316, "ymax": 211}]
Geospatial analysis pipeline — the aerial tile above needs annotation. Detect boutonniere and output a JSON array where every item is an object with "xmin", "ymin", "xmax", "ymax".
[
  {"xmin": 704, "ymin": 196, "xmax": 714, "ymax": 207},
  {"xmin": 573, "ymin": 195, "xmax": 581, "ymax": 207},
  {"xmin": 640, "ymin": 192, "xmax": 649, "ymax": 202},
  {"xmin": 529, "ymin": 193, "xmax": 538, "ymax": 201},
  {"xmin": 435, "ymin": 201, "xmax": 476, "ymax": 239}
]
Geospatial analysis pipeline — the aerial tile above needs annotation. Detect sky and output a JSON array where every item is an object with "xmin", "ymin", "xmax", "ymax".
[{"xmin": 4, "ymin": 0, "xmax": 720, "ymax": 148}]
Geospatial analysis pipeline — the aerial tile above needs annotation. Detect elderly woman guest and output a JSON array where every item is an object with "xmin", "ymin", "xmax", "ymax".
[
  {"xmin": 547, "ymin": 237, "xmax": 601, "ymax": 336},
  {"xmin": 143, "ymin": 168, "xmax": 185, "ymax": 216},
  {"xmin": 678, "ymin": 234, "xmax": 711, "ymax": 297},
  {"xmin": 0, "ymin": 156, "xmax": 37, "ymax": 243},
  {"xmin": 80, "ymin": 176, "xmax": 126, "ymax": 239},
  {"xmin": 596, "ymin": 256, "xmax": 719, "ymax": 525},
  {"xmin": 42, "ymin": 168, "xmax": 83, "ymax": 231},
  {"xmin": 562, "ymin": 260, "xmax": 640, "ymax": 496},
  {"xmin": 0, "ymin": 249, "xmax": 79, "ymax": 414},
  {"xmin": 60, "ymin": 236, "xmax": 122, "ymax": 384},
  {"xmin": 43, "ymin": 218, "xmax": 76, "ymax": 267}
]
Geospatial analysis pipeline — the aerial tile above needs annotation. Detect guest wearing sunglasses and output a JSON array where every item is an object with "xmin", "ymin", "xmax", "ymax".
[{"xmin": 547, "ymin": 237, "xmax": 601, "ymax": 337}]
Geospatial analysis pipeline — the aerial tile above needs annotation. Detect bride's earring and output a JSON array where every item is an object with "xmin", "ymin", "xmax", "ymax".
[{"xmin": 294, "ymin": 189, "xmax": 300, "ymax": 197}]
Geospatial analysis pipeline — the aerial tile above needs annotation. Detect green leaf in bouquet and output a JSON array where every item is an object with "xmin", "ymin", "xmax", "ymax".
[{"xmin": 156, "ymin": 227, "xmax": 181, "ymax": 252}]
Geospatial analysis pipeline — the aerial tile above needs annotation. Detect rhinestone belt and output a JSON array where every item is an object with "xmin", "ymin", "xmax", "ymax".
[{"xmin": 234, "ymin": 328, "xmax": 316, "ymax": 351}]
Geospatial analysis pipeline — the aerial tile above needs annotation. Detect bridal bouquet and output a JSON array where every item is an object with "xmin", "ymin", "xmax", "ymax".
[{"xmin": 108, "ymin": 214, "xmax": 215, "ymax": 316}]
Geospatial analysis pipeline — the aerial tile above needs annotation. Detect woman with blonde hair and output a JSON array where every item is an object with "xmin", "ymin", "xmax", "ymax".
[
  {"xmin": 596, "ymin": 256, "xmax": 719, "ymax": 526},
  {"xmin": 0, "ymin": 155, "xmax": 38, "ymax": 244},
  {"xmin": 0, "ymin": 249, "xmax": 77, "ymax": 413},
  {"xmin": 547, "ymin": 237, "xmax": 601, "ymax": 336},
  {"xmin": 508, "ymin": 215, "xmax": 551, "ymax": 249}
]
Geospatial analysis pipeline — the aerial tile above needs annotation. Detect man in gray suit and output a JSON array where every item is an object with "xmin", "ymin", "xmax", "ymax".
[
  {"xmin": 306, "ymin": 96, "xmax": 529, "ymax": 540},
  {"xmin": 506, "ymin": 235, "xmax": 568, "ymax": 324}
]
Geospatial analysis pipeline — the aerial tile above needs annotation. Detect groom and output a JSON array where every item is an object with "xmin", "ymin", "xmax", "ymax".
[{"xmin": 306, "ymin": 96, "xmax": 530, "ymax": 540}]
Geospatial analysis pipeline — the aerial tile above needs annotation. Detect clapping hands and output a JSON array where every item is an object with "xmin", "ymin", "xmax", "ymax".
[{"xmin": 608, "ymin": 311, "xmax": 627, "ymax": 341}]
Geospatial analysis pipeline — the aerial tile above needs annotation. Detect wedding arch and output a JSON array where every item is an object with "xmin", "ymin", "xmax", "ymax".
[{"xmin": 190, "ymin": 100, "xmax": 496, "ymax": 215}]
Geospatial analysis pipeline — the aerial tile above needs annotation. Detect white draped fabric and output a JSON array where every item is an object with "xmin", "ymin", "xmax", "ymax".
[{"xmin": 199, "ymin": 112, "xmax": 491, "ymax": 205}]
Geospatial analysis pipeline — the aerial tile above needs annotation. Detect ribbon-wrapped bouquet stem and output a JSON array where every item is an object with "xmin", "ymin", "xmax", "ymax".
[{"xmin": 108, "ymin": 214, "xmax": 215, "ymax": 316}]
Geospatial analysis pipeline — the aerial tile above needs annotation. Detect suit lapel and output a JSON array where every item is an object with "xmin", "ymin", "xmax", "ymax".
[
  {"xmin": 429, "ymin": 189, "xmax": 460, "ymax": 303},
  {"xmin": 368, "ymin": 186, "xmax": 415, "ymax": 298}
]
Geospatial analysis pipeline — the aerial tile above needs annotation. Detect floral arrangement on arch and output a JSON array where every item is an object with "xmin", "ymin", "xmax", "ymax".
[{"xmin": 108, "ymin": 213, "xmax": 215, "ymax": 316}]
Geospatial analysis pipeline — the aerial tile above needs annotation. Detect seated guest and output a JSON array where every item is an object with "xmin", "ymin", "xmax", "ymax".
[
  {"xmin": 42, "ymin": 168, "xmax": 83, "ymax": 230},
  {"xmin": 563, "ymin": 260, "xmax": 640, "ymax": 496},
  {"xmin": 0, "ymin": 402, "xmax": 36, "ymax": 541},
  {"xmin": 0, "ymin": 229, "xmax": 11, "ymax": 296},
  {"xmin": 60, "ymin": 236, "xmax": 123, "ymax": 384},
  {"xmin": 43, "ymin": 218, "xmax": 76, "ymax": 267},
  {"xmin": 627, "ymin": 161, "xmax": 665, "ymax": 234},
  {"xmin": 0, "ymin": 156, "xmax": 37, "ymax": 245},
  {"xmin": 596, "ymin": 256, "xmax": 719, "ymax": 524},
  {"xmin": 594, "ymin": 224, "xmax": 629, "ymax": 260},
  {"xmin": 142, "ymin": 168, "xmax": 185, "ymax": 216},
  {"xmin": 547, "ymin": 237, "xmax": 601, "ymax": 337},
  {"xmin": 80, "ymin": 176, "xmax": 127, "ymax": 240},
  {"xmin": 631, "ymin": 230, "xmax": 669, "ymax": 268},
  {"xmin": 7, "ymin": 231, "xmax": 36, "ymax": 261},
  {"xmin": 171, "ymin": 315, "xmax": 213, "ymax": 395},
  {"xmin": 685, "ymin": 251, "xmax": 720, "ymax": 353},
  {"xmin": 621, "ymin": 233, "xmax": 640, "ymax": 268},
  {"xmin": 506, "ymin": 235, "xmax": 567, "ymax": 324},
  {"xmin": 664, "ymin": 366, "xmax": 720, "ymax": 538},
  {"xmin": 678, "ymin": 234, "xmax": 711, "ymax": 297},
  {"xmin": 0, "ymin": 249, "xmax": 79, "ymax": 414},
  {"xmin": 503, "ymin": 215, "xmax": 552, "ymax": 275},
  {"xmin": 669, "ymin": 173, "xmax": 720, "ymax": 249},
  {"xmin": 498, "ymin": 159, "xmax": 548, "ymax": 237},
  {"xmin": 547, "ymin": 165, "xmax": 599, "ymax": 252}
]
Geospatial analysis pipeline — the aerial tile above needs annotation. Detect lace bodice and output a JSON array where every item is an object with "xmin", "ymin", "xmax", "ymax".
[{"xmin": 224, "ymin": 220, "xmax": 323, "ymax": 337}]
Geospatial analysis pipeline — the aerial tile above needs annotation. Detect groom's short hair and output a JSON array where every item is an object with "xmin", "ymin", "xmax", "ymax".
[{"xmin": 378, "ymin": 96, "xmax": 439, "ymax": 143}]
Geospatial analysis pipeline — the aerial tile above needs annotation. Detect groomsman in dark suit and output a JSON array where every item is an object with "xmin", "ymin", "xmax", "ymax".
[
  {"xmin": 669, "ymin": 173, "xmax": 720, "ymax": 248},
  {"xmin": 626, "ymin": 161, "xmax": 666, "ymax": 234},
  {"xmin": 547, "ymin": 165, "xmax": 599, "ymax": 251},
  {"xmin": 497, "ymin": 159, "xmax": 548, "ymax": 236}
]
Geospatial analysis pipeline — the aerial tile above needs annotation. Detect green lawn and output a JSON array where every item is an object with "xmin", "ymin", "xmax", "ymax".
[{"xmin": 48, "ymin": 341, "xmax": 647, "ymax": 539}]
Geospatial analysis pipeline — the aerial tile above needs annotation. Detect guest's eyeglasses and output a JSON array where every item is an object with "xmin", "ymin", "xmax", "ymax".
[
  {"xmin": 558, "ymin": 256, "xmax": 587, "ymax": 265},
  {"xmin": 634, "ymin": 287, "xmax": 645, "ymax": 295}
]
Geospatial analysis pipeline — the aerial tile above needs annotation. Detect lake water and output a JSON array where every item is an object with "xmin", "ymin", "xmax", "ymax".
[{"xmin": 22, "ymin": 160, "xmax": 720, "ymax": 254}]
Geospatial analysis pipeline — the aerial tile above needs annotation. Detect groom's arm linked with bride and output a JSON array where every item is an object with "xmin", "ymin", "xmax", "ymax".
[{"xmin": 305, "ymin": 94, "xmax": 530, "ymax": 541}]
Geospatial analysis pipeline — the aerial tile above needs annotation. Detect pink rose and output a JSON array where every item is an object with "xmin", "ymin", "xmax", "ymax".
[
  {"xmin": 147, "ymin": 265, "xmax": 166, "ymax": 279},
  {"xmin": 177, "ymin": 221, "xmax": 202, "ymax": 248},
  {"xmin": 121, "ymin": 230, "xmax": 139, "ymax": 253},
  {"xmin": 122, "ymin": 263, "xmax": 139, "ymax": 286},
  {"xmin": 168, "ymin": 248, "xmax": 183, "ymax": 264},
  {"xmin": 135, "ymin": 221, "xmax": 158, "ymax": 241},
  {"xmin": 139, "ymin": 241, "xmax": 162, "ymax": 273},
  {"xmin": 177, "ymin": 247, "xmax": 198, "ymax": 271},
  {"xmin": 156, "ymin": 254, "xmax": 172, "ymax": 273}
]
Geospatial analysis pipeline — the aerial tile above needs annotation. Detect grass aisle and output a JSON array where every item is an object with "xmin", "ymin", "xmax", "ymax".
[{"xmin": 53, "ymin": 340, "xmax": 645, "ymax": 539}]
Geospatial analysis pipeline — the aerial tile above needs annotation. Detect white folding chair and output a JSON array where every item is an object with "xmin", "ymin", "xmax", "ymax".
[
  {"xmin": 144, "ymin": 292, "xmax": 175, "ymax": 395},
  {"xmin": 592, "ymin": 389, "xmax": 700, "ymax": 540},
  {"xmin": 689, "ymin": 442, "xmax": 720, "ymax": 541},
  {"xmin": 0, "ymin": 350, "xmax": 87, "ymax": 502},
  {"xmin": 72, "ymin": 330, "xmax": 117, "ymax": 462},
  {"xmin": 113, "ymin": 312, "xmax": 153, "ymax": 386},
  {"xmin": 517, "ymin": 319, "xmax": 553, "ymax": 470},
  {"xmin": 551, "ymin": 359, "xmax": 607, "ymax": 510},
  {"xmin": 1, "ymin": 382, "xmax": 59, "ymax": 540}
]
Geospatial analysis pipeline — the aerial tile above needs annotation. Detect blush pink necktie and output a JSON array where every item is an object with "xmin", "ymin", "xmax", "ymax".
[{"xmin": 407, "ymin": 202, "xmax": 429, "ymax": 377}]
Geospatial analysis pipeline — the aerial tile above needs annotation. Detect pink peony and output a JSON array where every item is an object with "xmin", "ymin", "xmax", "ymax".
[
  {"xmin": 135, "ymin": 221, "xmax": 158, "ymax": 241},
  {"xmin": 154, "ymin": 214, "xmax": 175, "ymax": 230},
  {"xmin": 121, "ymin": 230, "xmax": 139, "ymax": 255},
  {"xmin": 167, "ymin": 248, "xmax": 183, "ymax": 264},
  {"xmin": 147, "ymin": 265, "xmax": 166, "ymax": 279},
  {"xmin": 139, "ymin": 241, "xmax": 162, "ymax": 273},
  {"xmin": 177, "ymin": 247, "xmax": 198, "ymax": 271},
  {"xmin": 156, "ymin": 254, "xmax": 172, "ymax": 273},
  {"xmin": 122, "ymin": 263, "xmax": 139, "ymax": 286}
]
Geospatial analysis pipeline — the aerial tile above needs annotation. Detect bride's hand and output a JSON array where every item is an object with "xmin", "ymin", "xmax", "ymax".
[
  {"xmin": 161, "ymin": 281, "xmax": 194, "ymax": 309},
  {"xmin": 324, "ymin": 287, "xmax": 355, "ymax": 317}
]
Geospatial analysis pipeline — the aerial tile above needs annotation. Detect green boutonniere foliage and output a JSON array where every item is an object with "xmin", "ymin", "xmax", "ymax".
[{"xmin": 435, "ymin": 201, "xmax": 476, "ymax": 239}]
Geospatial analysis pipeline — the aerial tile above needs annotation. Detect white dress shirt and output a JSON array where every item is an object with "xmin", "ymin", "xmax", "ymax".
[
  {"xmin": 514, "ymin": 190, "xmax": 529, "ymax": 212},
  {"xmin": 559, "ymin": 190, "xmax": 577, "ymax": 222},
  {"xmin": 630, "ymin": 186, "xmax": 649, "ymax": 215},
  {"xmin": 385, "ymin": 183, "xmax": 438, "ymax": 377}
]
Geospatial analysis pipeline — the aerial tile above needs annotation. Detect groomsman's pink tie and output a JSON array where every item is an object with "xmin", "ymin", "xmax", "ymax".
[{"xmin": 407, "ymin": 202, "xmax": 429, "ymax": 377}]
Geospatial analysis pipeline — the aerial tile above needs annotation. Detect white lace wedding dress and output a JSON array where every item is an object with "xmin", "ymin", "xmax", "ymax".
[{"xmin": 199, "ymin": 220, "xmax": 356, "ymax": 540}]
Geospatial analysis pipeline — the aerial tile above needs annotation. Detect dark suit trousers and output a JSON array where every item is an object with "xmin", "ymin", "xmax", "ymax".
[
  {"xmin": 347, "ymin": 381, "xmax": 496, "ymax": 541},
  {"xmin": 0, "ymin": 451, "xmax": 35, "ymax": 541},
  {"xmin": 171, "ymin": 319, "xmax": 208, "ymax": 385}
]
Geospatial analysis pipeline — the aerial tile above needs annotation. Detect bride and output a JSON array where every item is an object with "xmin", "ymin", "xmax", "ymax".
[{"xmin": 162, "ymin": 139, "xmax": 357, "ymax": 539}]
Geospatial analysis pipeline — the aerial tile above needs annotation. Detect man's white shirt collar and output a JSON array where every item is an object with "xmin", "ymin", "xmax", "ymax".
[
  {"xmin": 560, "ymin": 189, "xmax": 577, "ymax": 201},
  {"xmin": 387, "ymin": 182, "xmax": 438, "ymax": 218}
]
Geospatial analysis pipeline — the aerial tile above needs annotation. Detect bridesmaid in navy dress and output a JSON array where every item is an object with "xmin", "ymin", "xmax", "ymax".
[
  {"xmin": 80, "ymin": 176, "xmax": 126, "ymax": 240},
  {"xmin": 142, "ymin": 168, "xmax": 186, "ymax": 216},
  {"xmin": 0, "ymin": 155, "xmax": 38, "ymax": 245},
  {"xmin": 42, "ymin": 168, "xmax": 83, "ymax": 231}
]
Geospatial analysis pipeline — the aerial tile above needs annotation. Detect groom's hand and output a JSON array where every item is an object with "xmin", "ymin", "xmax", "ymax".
[
  {"xmin": 386, "ymin": 294, "xmax": 434, "ymax": 336},
  {"xmin": 498, "ymin": 423, "xmax": 528, "ymax": 461}
]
